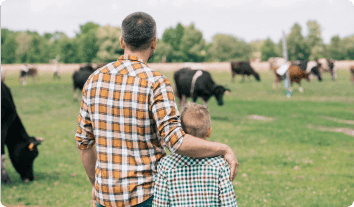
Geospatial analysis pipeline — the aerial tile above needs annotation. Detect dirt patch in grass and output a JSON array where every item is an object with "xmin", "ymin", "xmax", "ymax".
[
  {"xmin": 248, "ymin": 115, "xmax": 275, "ymax": 121},
  {"xmin": 322, "ymin": 117, "xmax": 354, "ymax": 125},
  {"xmin": 308, "ymin": 124, "xmax": 354, "ymax": 137}
]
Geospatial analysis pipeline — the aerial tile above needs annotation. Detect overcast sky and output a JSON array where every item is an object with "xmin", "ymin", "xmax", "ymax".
[{"xmin": 1, "ymin": 0, "xmax": 354, "ymax": 44}]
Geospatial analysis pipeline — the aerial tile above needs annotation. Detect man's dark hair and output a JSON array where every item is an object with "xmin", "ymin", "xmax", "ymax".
[{"xmin": 122, "ymin": 12, "xmax": 156, "ymax": 51}]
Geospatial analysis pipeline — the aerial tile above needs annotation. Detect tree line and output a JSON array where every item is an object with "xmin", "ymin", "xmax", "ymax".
[{"xmin": 1, "ymin": 20, "xmax": 354, "ymax": 64}]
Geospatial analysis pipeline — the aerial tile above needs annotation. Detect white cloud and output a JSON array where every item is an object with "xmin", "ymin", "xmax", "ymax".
[
  {"xmin": 348, "ymin": 0, "xmax": 354, "ymax": 6},
  {"xmin": 112, "ymin": 3, "xmax": 119, "ymax": 10},
  {"xmin": 260, "ymin": 0, "xmax": 305, "ymax": 8},
  {"xmin": 30, "ymin": 0, "xmax": 74, "ymax": 12}
]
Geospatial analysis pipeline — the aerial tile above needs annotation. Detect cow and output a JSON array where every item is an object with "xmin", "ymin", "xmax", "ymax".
[
  {"xmin": 317, "ymin": 58, "xmax": 337, "ymax": 80},
  {"xmin": 291, "ymin": 60, "xmax": 322, "ymax": 81},
  {"xmin": 1, "ymin": 81, "xmax": 43, "ymax": 184},
  {"xmin": 72, "ymin": 64, "xmax": 106, "ymax": 101},
  {"xmin": 350, "ymin": 66, "xmax": 354, "ymax": 85},
  {"xmin": 174, "ymin": 68, "xmax": 230, "ymax": 109},
  {"xmin": 268, "ymin": 57, "xmax": 286, "ymax": 71},
  {"xmin": 19, "ymin": 65, "xmax": 39, "ymax": 85},
  {"xmin": 230, "ymin": 61, "xmax": 261, "ymax": 82},
  {"xmin": 273, "ymin": 64, "xmax": 314, "ymax": 93}
]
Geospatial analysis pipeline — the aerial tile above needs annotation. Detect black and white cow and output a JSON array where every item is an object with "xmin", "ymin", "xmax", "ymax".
[
  {"xmin": 317, "ymin": 58, "xmax": 337, "ymax": 80},
  {"xmin": 230, "ymin": 61, "xmax": 261, "ymax": 82},
  {"xmin": 174, "ymin": 68, "xmax": 230, "ymax": 108},
  {"xmin": 1, "ymin": 81, "xmax": 43, "ymax": 184}
]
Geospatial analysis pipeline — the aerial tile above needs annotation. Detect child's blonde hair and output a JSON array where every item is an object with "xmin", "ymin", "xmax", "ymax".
[{"xmin": 180, "ymin": 103, "xmax": 211, "ymax": 138}]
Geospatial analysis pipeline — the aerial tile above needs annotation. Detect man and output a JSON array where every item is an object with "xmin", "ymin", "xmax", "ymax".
[
  {"xmin": 52, "ymin": 59, "xmax": 60, "ymax": 79},
  {"xmin": 75, "ymin": 12, "xmax": 239, "ymax": 207}
]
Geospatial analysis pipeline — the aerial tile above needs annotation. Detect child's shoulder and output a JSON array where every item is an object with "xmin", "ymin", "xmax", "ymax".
[
  {"xmin": 157, "ymin": 154, "xmax": 186, "ymax": 170},
  {"xmin": 205, "ymin": 156, "xmax": 229, "ymax": 169}
]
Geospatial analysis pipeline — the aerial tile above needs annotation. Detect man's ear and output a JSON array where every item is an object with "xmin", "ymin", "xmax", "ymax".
[
  {"xmin": 151, "ymin": 37, "xmax": 157, "ymax": 50},
  {"xmin": 119, "ymin": 36, "xmax": 126, "ymax": 49}
]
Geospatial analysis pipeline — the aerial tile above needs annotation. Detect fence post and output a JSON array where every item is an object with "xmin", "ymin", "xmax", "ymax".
[{"xmin": 282, "ymin": 31, "xmax": 292, "ymax": 98}]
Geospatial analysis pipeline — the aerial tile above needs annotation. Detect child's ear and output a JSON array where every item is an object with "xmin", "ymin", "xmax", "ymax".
[{"xmin": 206, "ymin": 127, "xmax": 212, "ymax": 138}]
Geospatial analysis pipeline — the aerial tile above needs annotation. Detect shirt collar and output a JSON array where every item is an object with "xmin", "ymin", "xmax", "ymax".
[{"xmin": 118, "ymin": 54, "xmax": 145, "ymax": 63}]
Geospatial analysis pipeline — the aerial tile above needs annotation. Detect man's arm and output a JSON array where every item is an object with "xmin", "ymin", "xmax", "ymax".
[
  {"xmin": 75, "ymin": 84, "xmax": 97, "ymax": 185},
  {"xmin": 175, "ymin": 134, "xmax": 239, "ymax": 181},
  {"xmin": 79, "ymin": 147, "xmax": 97, "ymax": 186}
]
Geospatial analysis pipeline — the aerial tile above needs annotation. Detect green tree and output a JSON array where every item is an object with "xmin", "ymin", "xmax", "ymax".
[
  {"xmin": 261, "ymin": 38, "xmax": 278, "ymax": 61},
  {"xmin": 179, "ymin": 24, "xmax": 207, "ymax": 62},
  {"xmin": 287, "ymin": 23, "xmax": 310, "ymax": 61},
  {"xmin": 15, "ymin": 32, "xmax": 33, "ymax": 63},
  {"xmin": 150, "ymin": 41, "xmax": 174, "ymax": 63},
  {"xmin": 94, "ymin": 25, "xmax": 122, "ymax": 63},
  {"xmin": 78, "ymin": 22, "xmax": 100, "ymax": 36},
  {"xmin": 162, "ymin": 23, "xmax": 184, "ymax": 51},
  {"xmin": 276, "ymin": 39, "xmax": 283, "ymax": 58},
  {"xmin": 27, "ymin": 35, "xmax": 42, "ymax": 63},
  {"xmin": 306, "ymin": 20, "xmax": 325, "ymax": 60},
  {"xmin": 328, "ymin": 35, "xmax": 344, "ymax": 60},
  {"xmin": 2, "ymin": 35, "xmax": 17, "ymax": 63},
  {"xmin": 340, "ymin": 35, "xmax": 354, "ymax": 60},
  {"xmin": 209, "ymin": 34, "xmax": 252, "ymax": 62},
  {"xmin": 79, "ymin": 32, "xmax": 99, "ymax": 63},
  {"xmin": 60, "ymin": 38, "xmax": 80, "ymax": 63}
]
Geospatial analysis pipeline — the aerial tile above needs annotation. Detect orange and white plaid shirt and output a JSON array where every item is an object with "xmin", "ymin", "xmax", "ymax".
[{"xmin": 75, "ymin": 55, "xmax": 185, "ymax": 207}]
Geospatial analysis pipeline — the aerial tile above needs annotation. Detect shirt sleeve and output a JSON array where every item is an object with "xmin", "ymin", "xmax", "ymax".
[
  {"xmin": 153, "ymin": 162, "xmax": 170, "ymax": 207},
  {"xmin": 219, "ymin": 165, "xmax": 238, "ymax": 207},
  {"xmin": 150, "ymin": 76, "xmax": 185, "ymax": 153},
  {"xmin": 75, "ymin": 89, "xmax": 95, "ymax": 149}
]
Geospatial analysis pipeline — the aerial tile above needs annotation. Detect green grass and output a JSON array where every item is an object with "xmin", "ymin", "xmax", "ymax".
[{"xmin": 1, "ymin": 69, "xmax": 354, "ymax": 207}]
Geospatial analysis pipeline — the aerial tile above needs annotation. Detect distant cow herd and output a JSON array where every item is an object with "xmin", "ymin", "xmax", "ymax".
[{"xmin": 0, "ymin": 57, "xmax": 353, "ymax": 184}]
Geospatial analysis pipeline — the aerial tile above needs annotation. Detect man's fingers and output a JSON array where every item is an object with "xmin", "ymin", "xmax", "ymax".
[
  {"xmin": 230, "ymin": 165, "xmax": 235, "ymax": 181},
  {"xmin": 229, "ymin": 162, "xmax": 239, "ymax": 181}
]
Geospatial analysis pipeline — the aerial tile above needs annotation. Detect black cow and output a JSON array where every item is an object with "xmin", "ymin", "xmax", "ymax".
[
  {"xmin": 231, "ymin": 61, "xmax": 261, "ymax": 82},
  {"xmin": 174, "ymin": 68, "xmax": 230, "ymax": 108},
  {"xmin": 1, "ymin": 81, "xmax": 43, "ymax": 184},
  {"xmin": 72, "ymin": 64, "xmax": 98, "ymax": 101}
]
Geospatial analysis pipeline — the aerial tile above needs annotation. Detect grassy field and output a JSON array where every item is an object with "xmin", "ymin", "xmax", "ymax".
[{"xmin": 1, "ymin": 69, "xmax": 354, "ymax": 207}]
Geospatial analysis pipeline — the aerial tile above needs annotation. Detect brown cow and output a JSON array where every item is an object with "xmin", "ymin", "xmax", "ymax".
[
  {"xmin": 273, "ymin": 65, "xmax": 312, "ymax": 93},
  {"xmin": 350, "ymin": 66, "xmax": 354, "ymax": 85}
]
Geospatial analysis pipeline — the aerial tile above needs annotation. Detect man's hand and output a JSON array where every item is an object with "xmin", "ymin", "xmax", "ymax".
[
  {"xmin": 92, "ymin": 186, "xmax": 97, "ymax": 207},
  {"xmin": 223, "ymin": 147, "xmax": 239, "ymax": 181}
]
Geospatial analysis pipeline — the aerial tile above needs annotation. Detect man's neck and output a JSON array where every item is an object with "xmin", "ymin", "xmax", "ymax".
[{"xmin": 124, "ymin": 49, "xmax": 151, "ymax": 64}]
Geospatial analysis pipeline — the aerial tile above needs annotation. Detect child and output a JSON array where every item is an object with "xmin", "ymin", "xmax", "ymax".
[{"xmin": 153, "ymin": 102, "xmax": 238, "ymax": 207}]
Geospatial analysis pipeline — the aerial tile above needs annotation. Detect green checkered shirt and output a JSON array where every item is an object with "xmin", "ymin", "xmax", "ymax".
[{"xmin": 153, "ymin": 153, "xmax": 238, "ymax": 206}]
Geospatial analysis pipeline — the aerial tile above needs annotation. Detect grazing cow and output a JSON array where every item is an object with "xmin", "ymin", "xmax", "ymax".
[
  {"xmin": 19, "ymin": 65, "xmax": 39, "ymax": 85},
  {"xmin": 174, "ymin": 68, "xmax": 230, "ymax": 108},
  {"xmin": 1, "ymin": 81, "xmax": 43, "ymax": 184},
  {"xmin": 268, "ymin": 57, "xmax": 286, "ymax": 71},
  {"xmin": 291, "ymin": 60, "xmax": 322, "ymax": 81},
  {"xmin": 317, "ymin": 58, "xmax": 337, "ymax": 80},
  {"xmin": 230, "ymin": 61, "xmax": 261, "ymax": 82},
  {"xmin": 72, "ymin": 64, "xmax": 106, "ymax": 100},
  {"xmin": 350, "ymin": 66, "xmax": 354, "ymax": 85},
  {"xmin": 273, "ymin": 65, "xmax": 312, "ymax": 92}
]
